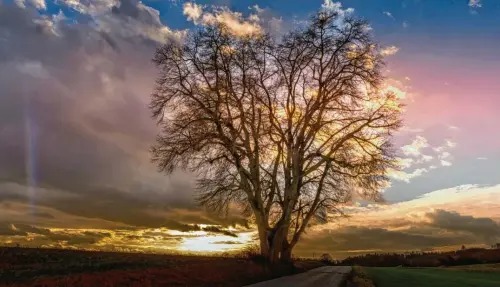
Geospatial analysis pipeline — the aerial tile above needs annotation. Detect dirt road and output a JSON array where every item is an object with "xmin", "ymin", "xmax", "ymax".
[{"xmin": 244, "ymin": 266, "xmax": 352, "ymax": 287}]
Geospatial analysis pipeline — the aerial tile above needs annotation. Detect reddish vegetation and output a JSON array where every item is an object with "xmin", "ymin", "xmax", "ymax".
[{"xmin": 0, "ymin": 247, "xmax": 324, "ymax": 286}]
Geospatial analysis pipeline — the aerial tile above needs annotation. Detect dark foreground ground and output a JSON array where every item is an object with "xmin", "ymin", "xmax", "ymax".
[{"xmin": 0, "ymin": 247, "xmax": 325, "ymax": 287}]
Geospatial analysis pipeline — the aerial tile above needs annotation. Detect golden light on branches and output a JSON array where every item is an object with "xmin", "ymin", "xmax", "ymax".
[{"xmin": 150, "ymin": 9, "xmax": 402, "ymax": 263}]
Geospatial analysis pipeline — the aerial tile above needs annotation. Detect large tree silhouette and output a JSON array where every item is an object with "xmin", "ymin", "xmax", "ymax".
[{"xmin": 150, "ymin": 10, "xmax": 402, "ymax": 263}]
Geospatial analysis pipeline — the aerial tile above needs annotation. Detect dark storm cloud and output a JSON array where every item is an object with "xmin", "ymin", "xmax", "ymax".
[
  {"xmin": 111, "ymin": 0, "xmax": 160, "ymax": 25},
  {"xmin": 297, "ymin": 226, "xmax": 461, "ymax": 255},
  {"xmin": 13, "ymin": 224, "xmax": 52, "ymax": 235},
  {"xmin": 0, "ymin": 2, "xmax": 218, "ymax": 231},
  {"xmin": 426, "ymin": 209, "xmax": 500, "ymax": 240},
  {"xmin": 0, "ymin": 223, "xmax": 27, "ymax": 236},
  {"xmin": 295, "ymin": 209, "xmax": 500, "ymax": 257},
  {"xmin": 46, "ymin": 230, "xmax": 112, "ymax": 245}
]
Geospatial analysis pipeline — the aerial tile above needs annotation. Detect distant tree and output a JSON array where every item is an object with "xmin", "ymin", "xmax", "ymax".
[
  {"xmin": 320, "ymin": 253, "xmax": 333, "ymax": 264},
  {"xmin": 150, "ymin": 9, "xmax": 402, "ymax": 263}
]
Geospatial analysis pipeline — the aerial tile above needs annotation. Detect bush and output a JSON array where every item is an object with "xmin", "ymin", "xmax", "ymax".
[
  {"xmin": 234, "ymin": 245, "xmax": 267, "ymax": 264},
  {"xmin": 320, "ymin": 253, "xmax": 333, "ymax": 265},
  {"xmin": 348, "ymin": 266, "xmax": 375, "ymax": 287}
]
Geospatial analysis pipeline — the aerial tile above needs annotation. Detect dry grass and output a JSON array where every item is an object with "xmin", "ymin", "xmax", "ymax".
[
  {"xmin": 0, "ymin": 247, "xmax": 325, "ymax": 287},
  {"xmin": 346, "ymin": 266, "xmax": 375, "ymax": 287}
]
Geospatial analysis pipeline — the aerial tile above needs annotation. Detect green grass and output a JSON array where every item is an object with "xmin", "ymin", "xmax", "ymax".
[{"xmin": 366, "ymin": 267, "xmax": 500, "ymax": 287}]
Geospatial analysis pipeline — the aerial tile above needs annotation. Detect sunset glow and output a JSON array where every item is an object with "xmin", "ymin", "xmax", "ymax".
[{"xmin": 0, "ymin": 0, "xmax": 499, "ymax": 259}]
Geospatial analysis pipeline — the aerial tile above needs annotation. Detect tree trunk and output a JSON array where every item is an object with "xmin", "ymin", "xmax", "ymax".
[
  {"xmin": 257, "ymin": 223, "xmax": 270, "ymax": 258},
  {"xmin": 280, "ymin": 242, "xmax": 293, "ymax": 262},
  {"xmin": 266, "ymin": 222, "xmax": 292, "ymax": 264},
  {"xmin": 254, "ymin": 205, "xmax": 297, "ymax": 264}
]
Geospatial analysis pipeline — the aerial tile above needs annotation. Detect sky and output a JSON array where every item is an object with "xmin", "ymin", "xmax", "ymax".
[{"xmin": 0, "ymin": 0, "xmax": 499, "ymax": 258}]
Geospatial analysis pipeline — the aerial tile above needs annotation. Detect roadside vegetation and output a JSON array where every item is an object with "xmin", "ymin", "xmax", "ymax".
[
  {"xmin": 339, "ymin": 248, "xmax": 500, "ymax": 267},
  {"xmin": 346, "ymin": 266, "xmax": 375, "ymax": 287},
  {"xmin": 0, "ymin": 246, "xmax": 325, "ymax": 286}
]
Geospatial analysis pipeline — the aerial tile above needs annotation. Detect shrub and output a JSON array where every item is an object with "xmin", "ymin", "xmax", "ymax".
[
  {"xmin": 348, "ymin": 266, "xmax": 375, "ymax": 287},
  {"xmin": 235, "ymin": 245, "xmax": 267, "ymax": 264},
  {"xmin": 320, "ymin": 253, "xmax": 333, "ymax": 265}
]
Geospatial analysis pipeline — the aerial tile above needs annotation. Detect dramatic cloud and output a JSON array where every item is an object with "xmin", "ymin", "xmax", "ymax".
[
  {"xmin": 295, "ymin": 184, "xmax": 500, "ymax": 257},
  {"xmin": 426, "ymin": 209, "xmax": 500, "ymax": 241},
  {"xmin": 1, "ymin": 0, "xmax": 499, "ymax": 257},
  {"xmin": 182, "ymin": 3, "xmax": 261, "ymax": 37},
  {"xmin": 0, "ymin": 1, "xmax": 249, "ymax": 239}
]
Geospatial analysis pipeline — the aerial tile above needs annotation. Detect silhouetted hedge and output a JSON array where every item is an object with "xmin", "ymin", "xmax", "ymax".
[{"xmin": 338, "ymin": 248, "xmax": 500, "ymax": 267}]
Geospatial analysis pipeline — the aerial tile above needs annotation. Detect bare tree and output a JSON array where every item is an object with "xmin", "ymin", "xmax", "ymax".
[{"xmin": 150, "ymin": 10, "xmax": 402, "ymax": 263}]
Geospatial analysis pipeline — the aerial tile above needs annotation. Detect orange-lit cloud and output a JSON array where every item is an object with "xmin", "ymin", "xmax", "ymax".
[
  {"xmin": 183, "ymin": 2, "xmax": 262, "ymax": 37},
  {"xmin": 295, "ymin": 184, "xmax": 500, "ymax": 257}
]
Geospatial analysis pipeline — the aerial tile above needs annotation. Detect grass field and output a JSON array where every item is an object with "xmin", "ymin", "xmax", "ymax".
[
  {"xmin": 366, "ymin": 266, "xmax": 500, "ymax": 287},
  {"xmin": 0, "ymin": 247, "xmax": 324, "ymax": 286},
  {"xmin": 448, "ymin": 263, "xmax": 500, "ymax": 272}
]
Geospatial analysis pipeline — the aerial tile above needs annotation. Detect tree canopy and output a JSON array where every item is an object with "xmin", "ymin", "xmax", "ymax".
[{"xmin": 150, "ymin": 9, "xmax": 402, "ymax": 263}]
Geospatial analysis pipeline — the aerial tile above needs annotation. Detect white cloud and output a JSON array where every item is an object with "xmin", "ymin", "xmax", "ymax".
[
  {"xmin": 59, "ymin": 0, "xmax": 118, "ymax": 15},
  {"xmin": 389, "ymin": 168, "xmax": 428, "ymax": 183},
  {"xmin": 248, "ymin": 14, "xmax": 260, "ymax": 22},
  {"xmin": 433, "ymin": 140, "xmax": 457, "ymax": 153},
  {"xmin": 401, "ymin": 136, "xmax": 429, "ymax": 157},
  {"xmin": 251, "ymin": 4, "xmax": 264, "ymax": 14},
  {"xmin": 402, "ymin": 21, "xmax": 409, "ymax": 28},
  {"xmin": 383, "ymin": 11, "xmax": 394, "ymax": 19},
  {"xmin": 322, "ymin": 0, "xmax": 354, "ymax": 15},
  {"xmin": 438, "ymin": 152, "xmax": 451, "ymax": 160},
  {"xmin": 448, "ymin": 125, "xmax": 459, "ymax": 130},
  {"xmin": 384, "ymin": 85, "xmax": 406, "ymax": 99},
  {"xmin": 183, "ymin": 2, "xmax": 203, "ymax": 23},
  {"xmin": 183, "ymin": 5, "xmax": 262, "ymax": 37},
  {"xmin": 477, "ymin": 157, "xmax": 488, "ymax": 160},
  {"xmin": 404, "ymin": 76, "xmax": 411, "ymax": 81},
  {"xmin": 468, "ymin": 0, "xmax": 482, "ymax": 8},
  {"xmin": 201, "ymin": 9, "xmax": 262, "ymax": 37},
  {"xmin": 446, "ymin": 140, "xmax": 457, "ymax": 148},
  {"xmin": 440, "ymin": 160, "xmax": 452, "ymax": 167},
  {"xmin": 433, "ymin": 146, "xmax": 444, "ymax": 153},
  {"xmin": 397, "ymin": 158, "xmax": 414, "ymax": 169},
  {"xmin": 31, "ymin": 0, "xmax": 46, "ymax": 10},
  {"xmin": 429, "ymin": 165, "xmax": 437, "ymax": 170},
  {"xmin": 14, "ymin": 0, "xmax": 46, "ymax": 10},
  {"xmin": 380, "ymin": 45, "xmax": 400, "ymax": 56},
  {"xmin": 63, "ymin": 0, "xmax": 185, "ymax": 44},
  {"xmin": 417, "ymin": 154, "xmax": 433, "ymax": 163}
]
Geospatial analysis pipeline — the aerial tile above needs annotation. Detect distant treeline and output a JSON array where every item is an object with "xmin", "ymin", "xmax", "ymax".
[{"xmin": 337, "ymin": 248, "xmax": 500, "ymax": 267}]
